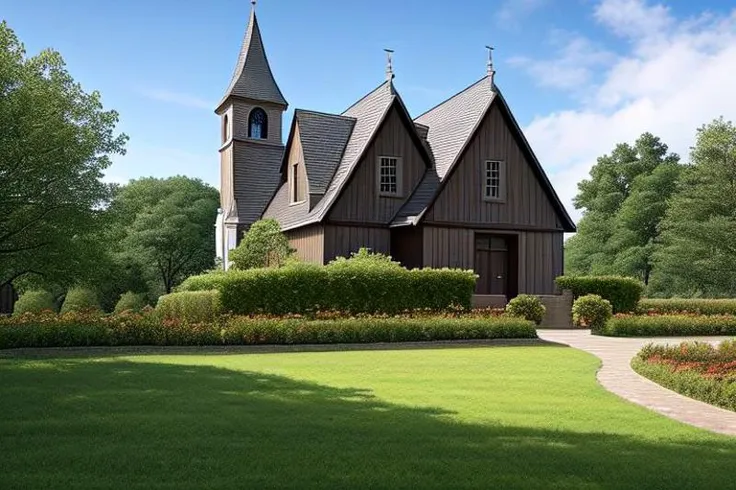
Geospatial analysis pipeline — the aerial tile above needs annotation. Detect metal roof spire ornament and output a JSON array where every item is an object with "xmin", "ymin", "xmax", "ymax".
[
  {"xmin": 486, "ymin": 45, "xmax": 495, "ymax": 86},
  {"xmin": 251, "ymin": 0, "xmax": 256, "ymax": 7},
  {"xmin": 385, "ymin": 48, "xmax": 395, "ymax": 82}
]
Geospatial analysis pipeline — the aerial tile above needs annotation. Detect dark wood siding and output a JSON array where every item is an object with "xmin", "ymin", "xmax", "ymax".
[
  {"xmin": 323, "ymin": 225, "xmax": 390, "ymax": 263},
  {"xmin": 425, "ymin": 103, "xmax": 561, "ymax": 229},
  {"xmin": 286, "ymin": 225, "xmax": 324, "ymax": 264},
  {"xmin": 329, "ymin": 106, "xmax": 427, "ymax": 224},
  {"xmin": 422, "ymin": 226, "xmax": 562, "ymax": 294},
  {"xmin": 390, "ymin": 226, "xmax": 423, "ymax": 269}
]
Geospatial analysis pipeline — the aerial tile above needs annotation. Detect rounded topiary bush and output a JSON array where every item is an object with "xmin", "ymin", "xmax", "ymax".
[
  {"xmin": 505, "ymin": 294, "xmax": 546, "ymax": 325},
  {"xmin": 60, "ymin": 287, "xmax": 101, "ymax": 314},
  {"xmin": 113, "ymin": 292, "xmax": 147, "ymax": 314},
  {"xmin": 572, "ymin": 294, "xmax": 613, "ymax": 331},
  {"xmin": 13, "ymin": 290, "xmax": 56, "ymax": 316}
]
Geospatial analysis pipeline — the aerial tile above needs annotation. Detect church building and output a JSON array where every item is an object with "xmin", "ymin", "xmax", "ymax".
[{"xmin": 215, "ymin": 3, "xmax": 576, "ymax": 300}]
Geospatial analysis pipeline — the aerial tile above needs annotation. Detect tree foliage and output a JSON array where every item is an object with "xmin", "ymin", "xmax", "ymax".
[
  {"xmin": 565, "ymin": 133, "xmax": 682, "ymax": 284},
  {"xmin": 108, "ymin": 177, "xmax": 219, "ymax": 294},
  {"xmin": 654, "ymin": 118, "xmax": 736, "ymax": 297},
  {"xmin": 0, "ymin": 21, "xmax": 127, "ymax": 287},
  {"xmin": 230, "ymin": 218, "xmax": 294, "ymax": 270}
]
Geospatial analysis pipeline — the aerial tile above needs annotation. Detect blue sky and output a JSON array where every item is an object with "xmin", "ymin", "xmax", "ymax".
[{"xmin": 3, "ymin": 0, "xmax": 736, "ymax": 221}]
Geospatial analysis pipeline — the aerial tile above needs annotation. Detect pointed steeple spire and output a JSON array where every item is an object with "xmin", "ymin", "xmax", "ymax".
[{"xmin": 216, "ymin": 2, "xmax": 288, "ymax": 113}]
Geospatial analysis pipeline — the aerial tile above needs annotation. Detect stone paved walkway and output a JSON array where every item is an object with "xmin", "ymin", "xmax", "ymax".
[{"xmin": 538, "ymin": 329, "xmax": 736, "ymax": 436}]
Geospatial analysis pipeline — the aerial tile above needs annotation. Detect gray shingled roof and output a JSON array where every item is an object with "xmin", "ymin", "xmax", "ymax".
[
  {"xmin": 295, "ymin": 110, "xmax": 356, "ymax": 194},
  {"xmin": 217, "ymin": 7, "xmax": 287, "ymax": 110},
  {"xmin": 415, "ymin": 76, "xmax": 494, "ymax": 178},
  {"xmin": 233, "ymin": 143, "xmax": 284, "ymax": 224},
  {"xmin": 392, "ymin": 76, "xmax": 494, "ymax": 225}
]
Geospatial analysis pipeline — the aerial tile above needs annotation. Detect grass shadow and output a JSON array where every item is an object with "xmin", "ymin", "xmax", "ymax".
[{"xmin": 1, "ymin": 358, "xmax": 734, "ymax": 489}]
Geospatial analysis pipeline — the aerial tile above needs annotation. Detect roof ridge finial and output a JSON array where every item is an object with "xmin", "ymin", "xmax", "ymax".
[
  {"xmin": 384, "ymin": 48, "xmax": 395, "ymax": 82},
  {"xmin": 486, "ymin": 45, "xmax": 496, "ymax": 88},
  {"xmin": 251, "ymin": 0, "xmax": 256, "ymax": 9}
]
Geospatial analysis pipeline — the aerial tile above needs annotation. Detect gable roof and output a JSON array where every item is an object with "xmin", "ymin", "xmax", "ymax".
[
  {"xmin": 393, "ymin": 77, "xmax": 576, "ymax": 232},
  {"xmin": 294, "ymin": 110, "xmax": 356, "ymax": 194},
  {"xmin": 216, "ymin": 6, "xmax": 287, "ymax": 112},
  {"xmin": 392, "ymin": 76, "xmax": 495, "ymax": 225},
  {"xmin": 269, "ymin": 81, "xmax": 396, "ymax": 230},
  {"xmin": 415, "ymin": 76, "xmax": 495, "ymax": 178}
]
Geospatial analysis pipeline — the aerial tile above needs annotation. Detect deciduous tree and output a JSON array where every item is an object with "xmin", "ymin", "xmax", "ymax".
[{"xmin": 0, "ymin": 21, "xmax": 127, "ymax": 287}]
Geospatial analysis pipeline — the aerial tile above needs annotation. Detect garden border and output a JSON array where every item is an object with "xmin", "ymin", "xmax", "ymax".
[{"xmin": 0, "ymin": 338, "xmax": 562, "ymax": 359}]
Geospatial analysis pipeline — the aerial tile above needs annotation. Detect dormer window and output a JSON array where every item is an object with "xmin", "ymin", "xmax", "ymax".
[
  {"xmin": 378, "ymin": 156, "xmax": 402, "ymax": 197},
  {"xmin": 222, "ymin": 114, "xmax": 229, "ymax": 143},
  {"xmin": 248, "ymin": 108, "xmax": 268, "ymax": 139}
]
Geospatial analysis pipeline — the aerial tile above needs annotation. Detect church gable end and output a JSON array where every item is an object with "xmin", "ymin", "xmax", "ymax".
[
  {"xmin": 329, "ymin": 103, "xmax": 429, "ymax": 225},
  {"xmin": 424, "ymin": 101, "xmax": 565, "ymax": 231}
]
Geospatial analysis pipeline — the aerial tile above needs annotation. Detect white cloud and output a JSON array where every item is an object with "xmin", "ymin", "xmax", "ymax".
[
  {"xmin": 137, "ymin": 88, "xmax": 214, "ymax": 110},
  {"xmin": 516, "ymin": 0, "xmax": 736, "ymax": 224},
  {"xmin": 509, "ymin": 31, "xmax": 615, "ymax": 90}
]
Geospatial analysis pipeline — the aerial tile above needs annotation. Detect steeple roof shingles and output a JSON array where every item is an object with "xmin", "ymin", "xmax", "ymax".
[{"xmin": 217, "ymin": 7, "xmax": 287, "ymax": 112}]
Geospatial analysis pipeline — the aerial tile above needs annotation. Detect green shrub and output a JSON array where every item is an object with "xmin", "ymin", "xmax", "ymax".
[
  {"xmin": 0, "ymin": 312, "xmax": 536, "ymax": 349},
  {"xmin": 113, "ymin": 292, "xmax": 147, "ymax": 314},
  {"xmin": 177, "ymin": 270, "xmax": 228, "ymax": 292},
  {"xmin": 229, "ymin": 218, "xmax": 294, "ymax": 269},
  {"xmin": 555, "ymin": 276, "xmax": 644, "ymax": 313},
  {"xmin": 572, "ymin": 294, "xmax": 612, "ymax": 331},
  {"xmin": 60, "ymin": 287, "xmax": 101, "ymax": 314},
  {"xmin": 156, "ymin": 291, "xmax": 222, "ymax": 323},
  {"xmin": 505, "ymin": 295, "xmax": 546, "ymax": 325},
  {"xmin": 603, "ymin": 314, "xmax": 736, "ymax": 337},
  {"xmin": 638, "ymin": 298, "xmax": 736, "ymax": 316},
  {"xmin": 180, "ymin": 253, "xmax": 477, "ymax": 315},
  {"xmin": 13, "ymin": 290, "xmax": 56, "ymax": 316}
]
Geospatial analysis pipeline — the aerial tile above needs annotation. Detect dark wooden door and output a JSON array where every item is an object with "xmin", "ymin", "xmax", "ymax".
[{"xmin": 475, "ymin": 235, "xmax": 509, "ymax": 295}]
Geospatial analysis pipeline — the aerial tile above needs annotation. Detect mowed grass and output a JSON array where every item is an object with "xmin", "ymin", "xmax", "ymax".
[{"xmin": 1, "ymin": 346, "xmax": 735, "ymax": 489}]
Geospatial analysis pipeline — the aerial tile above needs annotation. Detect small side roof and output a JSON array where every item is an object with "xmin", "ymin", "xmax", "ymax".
[{"xmin": 294, "ymin": 110, "xmax": 356, "ymax": 194}]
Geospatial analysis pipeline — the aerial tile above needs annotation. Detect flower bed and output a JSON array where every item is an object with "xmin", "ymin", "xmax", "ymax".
[
  {"xmin": 632, "ymin": 341, "xmax": 736, "ymax": 412},
  {"xmin": 0, "ymin": 310, "xmax": 534, "ymax": 349},
  {"xmin": 600, "ymin": 314, "xmax": 736, "ymax": 337}
]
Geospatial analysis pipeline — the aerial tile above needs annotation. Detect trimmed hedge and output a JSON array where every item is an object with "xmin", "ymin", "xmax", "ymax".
[
  {"xmin": 638, "ymin": 298, "xmax": 736, "ymax": 316},
  {"xmin": 156, "ymin": 291, "xmax": 222, "ymax": 323},
  {"xmin": 602, "ymin": 314, "xmax": 736, "ymax": 337},
  {"xmin": 555, "ymin": 275, "xmax": 644, "ymax": 313},
  {"xmin": 114, "ymin": 292, "xmax": 147, "ymax": 314},
  {"xmin": 0, "ymin": 312, "xmax": 536, "ymax": 349},
  {"xmin": 13, "ymin": 290, "xmax": 56, "ymax": 316},
  {"xmin": 632, "ymin": 341, "xmax": 736, "ymax": 412},
  {"xmin": 60, "ymin": 287, "xmax": 101, "ymax": 314},
  {"xmin": 180, "ymin": 262, "xmax": 477, "ymax": 315}
]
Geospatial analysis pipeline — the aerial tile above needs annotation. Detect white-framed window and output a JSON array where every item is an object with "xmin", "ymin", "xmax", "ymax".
[
  {"xmin": 378, "ymin": 156, "xmax": 402, "ymax": 197},
  {"xmin": 484, "ymin": 160, "xmax": 503, "ymax": 201}
]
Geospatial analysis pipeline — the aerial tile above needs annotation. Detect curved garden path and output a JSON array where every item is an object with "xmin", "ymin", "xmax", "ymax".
[{"xmin": 538, "ymin": 329, "xmax": 736, "ymax": 436}]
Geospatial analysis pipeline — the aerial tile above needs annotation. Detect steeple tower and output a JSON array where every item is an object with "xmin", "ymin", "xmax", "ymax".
[{"xmin": 215, "ymin": 1, "xmax": 287, "ymax": 268}]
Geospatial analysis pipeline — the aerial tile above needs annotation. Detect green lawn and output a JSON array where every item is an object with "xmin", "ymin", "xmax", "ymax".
[{"xmin": 1, "ymin": 346, "xmax": 734, "ymax": 489}]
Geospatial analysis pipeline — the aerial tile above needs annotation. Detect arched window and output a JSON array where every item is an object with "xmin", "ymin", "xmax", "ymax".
[
  {"xmin": 222, "ymin": 115, "xmax": 229, "ymax": 143},
  {"xmin": 248, "ymin": 108, "xmax": 268, "ymax": 139}
]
